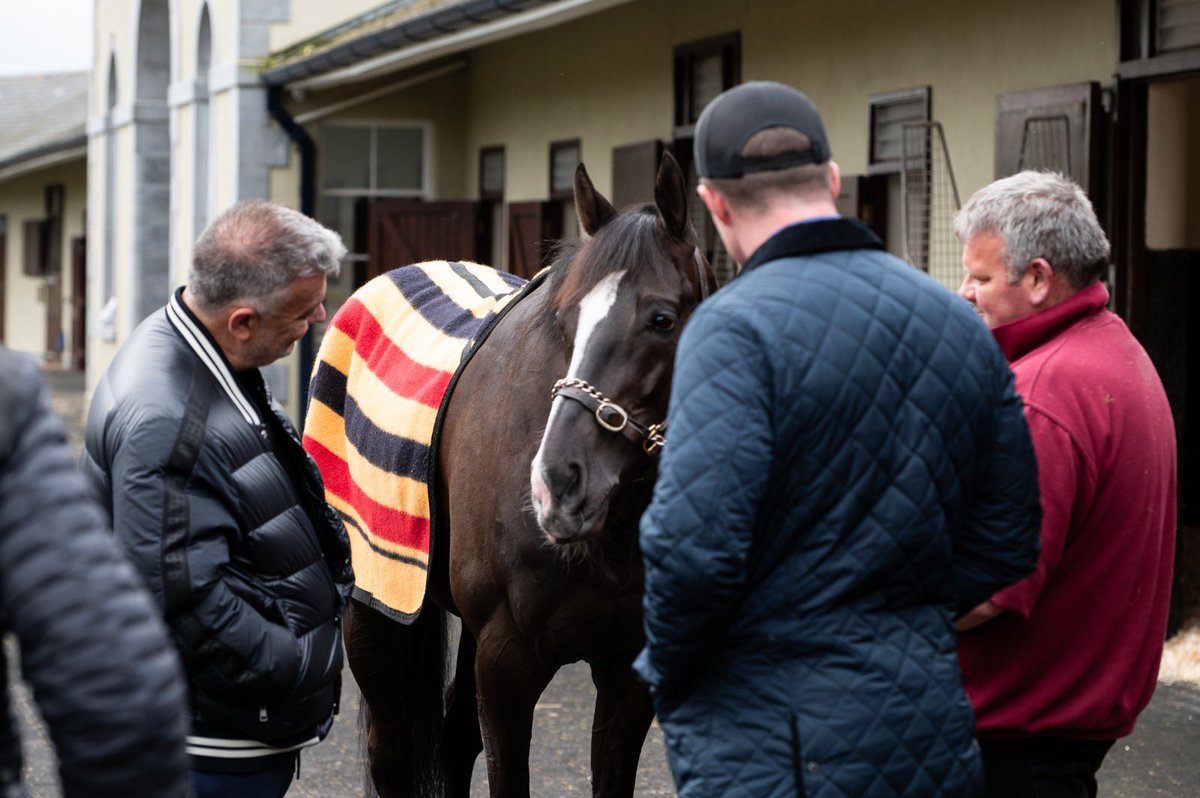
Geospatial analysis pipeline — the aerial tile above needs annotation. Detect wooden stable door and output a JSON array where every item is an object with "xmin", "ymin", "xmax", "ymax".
[
  {"xmin": 70, "ymin": 236, "xmax": 86, "ymax": 370},
  {"xmin": 507, "ymin": 201, "xmax": 563, "ymax": 280},
  {"xmin": 367, "ymin": 200, "xmax": 482, "ymax": 282}
]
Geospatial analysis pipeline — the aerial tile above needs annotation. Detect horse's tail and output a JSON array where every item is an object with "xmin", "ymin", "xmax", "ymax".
[
  {"xmin": 357, "ymin": 698, "xmax": 377, "ymax": 798},
  {"xmin": 346, "ymin": 599, "xmax": 451, "ymax": 798}
]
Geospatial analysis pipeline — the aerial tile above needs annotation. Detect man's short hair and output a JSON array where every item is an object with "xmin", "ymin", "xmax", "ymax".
[
  {"xmin": 189, "ymin": 200, "xmax": 346, "ymax": 313},
  {"xmin": 953, "ymin": 171, "xmax": 1110, "ymax": 288}
]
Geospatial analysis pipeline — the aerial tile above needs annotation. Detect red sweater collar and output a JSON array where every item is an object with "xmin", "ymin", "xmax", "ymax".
[{"xmin": 991, "ymin": 281, "xmax": 1109, "ymax": 363}]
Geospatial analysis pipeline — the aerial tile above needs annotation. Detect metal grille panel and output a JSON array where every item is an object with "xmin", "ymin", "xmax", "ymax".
[{"xmin": 901, "ymin": 121, "xmax": 962, "ymax": 292}]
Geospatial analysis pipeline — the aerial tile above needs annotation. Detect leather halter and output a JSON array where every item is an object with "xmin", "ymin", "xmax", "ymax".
[
  {"xmin": 550, "ymin": 378, "xmax": 667, "ymax": 455},
  {"xmin": 548, "ymin": 247, "xmax": 713, "ymax": 457}
]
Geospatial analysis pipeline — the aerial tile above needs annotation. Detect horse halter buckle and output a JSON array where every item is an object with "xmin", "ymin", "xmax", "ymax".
[
  {"xmin": 594, "ymin": 400, "xmax": 629, "ymax": 433},
  {"xmin": 550, "ymin": 378, "xmax": 667, "ymax": 457}
]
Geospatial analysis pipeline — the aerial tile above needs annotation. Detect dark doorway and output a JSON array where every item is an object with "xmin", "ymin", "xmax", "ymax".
[
  {"xmin": 70, "ymin": 236, "xmax": 86, "ymax": 371},
  {"xmin": 1114, "ymin": 72, "xmax": 1200, "ymax": 634}
]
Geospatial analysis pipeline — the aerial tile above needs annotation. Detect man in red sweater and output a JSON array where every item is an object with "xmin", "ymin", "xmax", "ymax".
[{"xmin": 954, "ymin": 170, "xmax": 1177, "ymax": 798}]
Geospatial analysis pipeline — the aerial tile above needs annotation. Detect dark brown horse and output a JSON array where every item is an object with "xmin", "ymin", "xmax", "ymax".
[{"xmin": 342, "ymin": 151, "xmax": 714, "ymax": 797}]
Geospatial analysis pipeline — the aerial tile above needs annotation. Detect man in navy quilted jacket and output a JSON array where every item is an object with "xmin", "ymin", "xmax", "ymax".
[
  {"xmin": 633, "ymin": 81, "xmax": 1042, "ymax": 797},
  {"xmin": 954, "ymin": 172, "xmax": 1176, "ymax": 798}
]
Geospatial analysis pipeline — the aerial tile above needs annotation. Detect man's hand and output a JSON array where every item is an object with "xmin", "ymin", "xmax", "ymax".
[{"xmin": 955, "ymin": 600, "xmax": 1004, "ymax": 632}]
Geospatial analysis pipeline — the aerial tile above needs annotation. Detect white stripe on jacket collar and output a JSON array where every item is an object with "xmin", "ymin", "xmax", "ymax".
[{"xmin": 166, "ymin": 288, "xmax": 262, "ymax": 427}]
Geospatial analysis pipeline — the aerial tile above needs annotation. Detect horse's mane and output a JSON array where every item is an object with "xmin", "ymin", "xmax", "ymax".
[{"xmin": 547, "ymin": 205, "xmax": 676, "ymax": 313}]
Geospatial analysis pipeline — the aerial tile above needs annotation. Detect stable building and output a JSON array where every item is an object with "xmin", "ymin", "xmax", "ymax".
[{"xmin": 88, "ymin": 0, "xmax": 1198, "ymax": 622}]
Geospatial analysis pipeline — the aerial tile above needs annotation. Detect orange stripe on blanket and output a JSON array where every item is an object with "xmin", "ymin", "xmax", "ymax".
[
  {"xmin": 333, "ymin": 297, "xmax": 453, "ymax": 409},
  {"xmin": 304, "ymin": 435, "xmax": 431, "ymax": 549}
]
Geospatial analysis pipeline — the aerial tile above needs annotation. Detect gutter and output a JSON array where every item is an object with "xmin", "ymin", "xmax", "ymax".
[
  {"xmin": 262, "ymin": 0, "xmax": 548, "ymax": 87},
  {"xmin": 0, "ymin": 133, "xmax": 87, "ymax": 181},
  {"xmin": 262, "ymin": 0, "xmax": 636, "ymax": 91},
  {"xmin": 266, "ymin": 85, "xmax": 319, "ymax": 420}
]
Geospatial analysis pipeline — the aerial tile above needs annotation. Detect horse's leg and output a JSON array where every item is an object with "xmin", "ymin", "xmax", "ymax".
[
  {"xmin": 344, "ymin": 598, "xmax": 448, "ymax": 798},
  {"xmin": 588, "ymin": 658, "xmax": 656, "ymax": 797},
  {"xmin": 473, "ymin": 625, "xmax": 555, "ymax": 798},
  {"xmin": 443, "ymin": 627, "xmax": 483, "ymax": 798}
]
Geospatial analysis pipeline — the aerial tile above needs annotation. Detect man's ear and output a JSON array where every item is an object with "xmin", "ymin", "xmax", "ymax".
[
  {"xmin": 697, "ymin": 183, "xmax": 732, "ymax": 227},
  {"xmin": 1024, "ymin": 258, "xmax": 1055, "ymax": 306},
  {"xmin": 828, "ymin": 160, "xmax": 841, "ymax": 201},
  {"xmin": 227, "ymin": 306, "xmax": 260, "ymax": 342}
]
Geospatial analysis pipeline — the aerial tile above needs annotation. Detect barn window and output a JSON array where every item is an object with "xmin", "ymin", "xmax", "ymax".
[
  {"xmin": 549, "ymin": 139, "xmax": 581, "ymax": 199},
  {"xmin": 674, "ymin": 33, "xmax": 740, "ymax": 136},
  {"xmin": 1159, "ymin": 0, "xmax": 1200, "ymax": 52},
  {"xmin": 480, "ymin": 146, "xmax": 505, "ymax": 199},
  {"xmin": 869, "ymin": 87, "xmax": 931, "ymax": 174},
  {"xmin": 318, "ymin": 121, "xmax": 429, "ymax": 273}
]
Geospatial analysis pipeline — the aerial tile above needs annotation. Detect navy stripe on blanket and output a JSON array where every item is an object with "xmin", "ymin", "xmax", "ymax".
[
  {"xmin": 342, "ymin": 393, "xmax": 429, "ymax": 482},
  {"xmin": 388, "ymin": 264, "xmax": 526, "ymax": 338}
]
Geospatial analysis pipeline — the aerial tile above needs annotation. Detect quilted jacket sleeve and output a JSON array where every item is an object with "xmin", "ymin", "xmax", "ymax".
[
  {"xmin": 105, "ymin": 412, "xmax": 304, "ymax": 701},
  {"xmin": 635, "ymin": 307, "xmax": 773, "ymax": 699},
  {"xmin": 0, "ymin": 352, "xmax": 189, "ymax": 797},
  {"xmin": 951, "ymin": 363, "xmax": 1042, "ymax": 616},
  {"xmin": 988, "ymin": 405, "xmax": 1080, "ymax": 618}
]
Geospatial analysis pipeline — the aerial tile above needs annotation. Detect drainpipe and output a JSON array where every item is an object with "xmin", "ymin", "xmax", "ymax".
[{"xmin": 266, "ymin": 84, "xmax": 318, "ymax": 424}]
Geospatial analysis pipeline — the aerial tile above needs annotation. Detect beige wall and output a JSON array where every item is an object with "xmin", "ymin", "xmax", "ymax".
[
  {"xmin": 462, "ymin": 0, "xmax": 1113, "ymax": 204},
  {"xmin": 466, "ymin": 4, "xmax": 668, "ymax": 202},
  {"xmin": 1146, "ymin": 76, "xmax": 1200, "ymax": 251},
  {"xmin": 89, "ymin": 0, "xmax": 1119, "ymax": 410},
  {"xmin": 0, "ymin": 160, "xmax": 88, "ymax": 360}
]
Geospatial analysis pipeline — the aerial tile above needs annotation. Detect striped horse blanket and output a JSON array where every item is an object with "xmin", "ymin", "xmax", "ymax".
[{"xmin": 303, "ymin": 261, "xmax": 531, "ymax": 622}]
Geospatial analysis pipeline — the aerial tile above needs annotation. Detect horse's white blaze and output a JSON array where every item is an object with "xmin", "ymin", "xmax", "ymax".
[{"xmin": 530, "ymin": 270, "xmax": 626, "ymax": 516}]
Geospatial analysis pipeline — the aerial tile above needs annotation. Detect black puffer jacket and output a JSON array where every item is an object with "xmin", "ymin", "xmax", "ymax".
[
  {"xmin": 0, "ymin": 346, "xmax": 189, "ymax": 796},
  {"xmin": 81, "ymin": 289, "xmax": 354, "ymax": 766}
]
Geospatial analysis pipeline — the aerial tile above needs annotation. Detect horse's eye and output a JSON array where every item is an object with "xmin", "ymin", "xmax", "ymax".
[{"xmin": 648, "ymin": 312, "xmax": 676, "ymax": 332}]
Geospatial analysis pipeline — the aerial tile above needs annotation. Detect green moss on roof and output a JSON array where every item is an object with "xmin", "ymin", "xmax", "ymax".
[{"xmin": 264, "ymin": 0, "xmax": 466, "ymax": 70}]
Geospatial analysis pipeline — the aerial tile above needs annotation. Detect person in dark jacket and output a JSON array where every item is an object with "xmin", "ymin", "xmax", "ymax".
[
  {"xmin": 81, "ymin": 200, "xmax": 354, "ymax": 798},
  {"xmin": 0, "ymin": 346, "xmax": 189, "ymax": 797},
  {"xmin": 634, "ymin": 81, "xmax": 1042, "ymax": 797}
]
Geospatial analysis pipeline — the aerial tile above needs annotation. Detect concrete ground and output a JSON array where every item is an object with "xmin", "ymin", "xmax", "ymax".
[{"xmin": 13, "ymin": 366, "xmax": 1200, "ymax": 796}]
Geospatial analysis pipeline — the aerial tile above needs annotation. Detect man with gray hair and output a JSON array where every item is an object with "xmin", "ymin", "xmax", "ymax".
[
  {"xmin": 82, "ymin": 200, "xmax": 354, "ymax": 797},
  {"xmin": 954, "ymin": 171, "xmax": 1177, "ymax": 798}
]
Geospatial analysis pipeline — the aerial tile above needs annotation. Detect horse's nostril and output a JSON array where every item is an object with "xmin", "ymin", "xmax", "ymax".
[{"xmin": 544, "ymin": 459, "xmax": 585, "ymax": 508}]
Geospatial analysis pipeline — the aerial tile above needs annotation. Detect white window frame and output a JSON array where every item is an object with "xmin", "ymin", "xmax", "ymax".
[{"xmin": 319, "ymin": 118, "xmax": 433, "ymax": 200}]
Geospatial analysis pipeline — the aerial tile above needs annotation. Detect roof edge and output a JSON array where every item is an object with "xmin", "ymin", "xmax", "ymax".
[
  {"xmin": 0, "ymin": 132, "xmax": 88, "ymax": 176},
  {"xmin": 0, "ymin": 135, "xmax": 87, "ymax": 182},
  {"xmin": 262, "ymin": 0, "xmax": 552, "ymax": 87}
]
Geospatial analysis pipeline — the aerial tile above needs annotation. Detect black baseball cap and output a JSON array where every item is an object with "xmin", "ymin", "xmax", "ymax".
[{"xmin": 694, "ymin": 81, "xmax": 831, "ymax": 179}]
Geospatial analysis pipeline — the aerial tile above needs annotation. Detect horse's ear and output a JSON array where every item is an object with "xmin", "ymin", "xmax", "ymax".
[
  {"xmin": 574, "ymin": 162, "xmax": 618, "ymax": 237},
  {"xmin": 655, "ymin": 150, "xmax": 692, "ymax": 242}
]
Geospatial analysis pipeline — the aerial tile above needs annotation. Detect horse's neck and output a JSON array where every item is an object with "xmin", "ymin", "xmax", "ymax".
[{"xmin": 493, "ymin": 280, "xmax": 564, "ymax": 373}]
